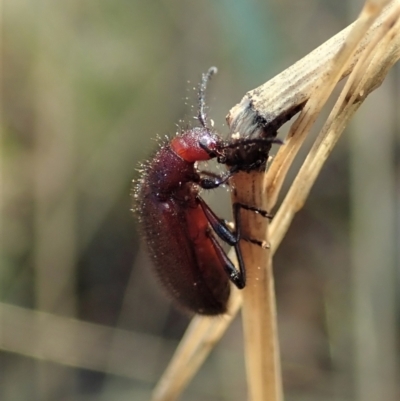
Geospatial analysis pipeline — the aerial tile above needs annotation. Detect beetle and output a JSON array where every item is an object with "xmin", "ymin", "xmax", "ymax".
[{"xmin": 133, "ymin": 67, "xmax": 281, "ymax": 315}]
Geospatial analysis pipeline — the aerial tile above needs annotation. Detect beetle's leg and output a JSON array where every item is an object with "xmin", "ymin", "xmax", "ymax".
[
  {"xmin": 220, "ymin": 136, "xmax": 284, "ymax": 149},
  {"xmin": 198, "ymin": 198, "xmax": 272, "ymax": 245},
  {"xmin": 198, "ymin": 197, "xmax": 272, "ymax": 288},
  {"xmin": 206, "ymin": 228, "xmax": 245, "ymax": 289},
  {"xmin": 197, "ymin": 196, "xmax": 237, "ymax": 244},
  {"xmin": 233, "ymin": 202, "xmax": 273, "ymax": 220},
  {"xmin": 197, "ymin": 196, "xmax": 245, "ymax": 287},
  {"xmin": 231, "ymin": 203, "xmax": 272, "ymax": 248},
  {"xmin": 197, "ymin": 171, "xmax": 273, "ymax": 219},
  {"xmin": 197, "ymin": 168, "xmax": 236, "ymax": 190}
]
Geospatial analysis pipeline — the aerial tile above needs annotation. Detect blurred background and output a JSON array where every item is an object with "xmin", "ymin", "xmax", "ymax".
[{"xmin": 1, "ymin": 0, "xmax": 399, "ymax": 400}]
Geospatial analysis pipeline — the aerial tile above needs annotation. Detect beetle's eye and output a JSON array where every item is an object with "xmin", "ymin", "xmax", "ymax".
[
  {"xmin": 199, "ymin": 137, "xmax": 217, "ymax": 154},
  {"xmin": 199, "ymin": 137, "xmax": 211, "ymax": 148}
]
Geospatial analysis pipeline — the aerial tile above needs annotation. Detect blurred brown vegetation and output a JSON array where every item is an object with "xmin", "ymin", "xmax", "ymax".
[{"xmin": 1, "ymin": 1, "xmax": 399, "ymax": 400}]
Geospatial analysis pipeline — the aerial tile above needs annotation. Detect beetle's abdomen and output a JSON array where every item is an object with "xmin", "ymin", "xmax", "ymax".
[{"xmin": 138, "ymin": 190, "xmax": 230, "ymax": 315}]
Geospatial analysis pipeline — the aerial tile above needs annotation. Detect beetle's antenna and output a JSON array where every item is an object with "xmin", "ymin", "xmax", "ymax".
[{"xmin": 198, "ymin": 66, "xmax": 217, "ymax": 128}]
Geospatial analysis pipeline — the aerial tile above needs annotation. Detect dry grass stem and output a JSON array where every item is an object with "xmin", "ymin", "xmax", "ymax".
[
  {"xmin": 150, "ymin": 2, "xmax": 400, "ymax": 400},
  {"xmin": 270, "ymin": 2, "xmax": 400, "ymax": 251},
  {"xmin": 151, "ymin": 287, "xmax": 242, "ymax": 401},
  {"xmin": 226, "ymin": 0, "xmax": 395, "ymax": 140},
  {"xmin": 0, "ymin": 303, "xmax": 168, "ymax": 381},
  {"xmin": 231, "ymin": 172, "xmax": 282, "ymax": 401},
  {"xmin": 265, "ymin": 0, "xmax": 395, "ymax": 209}
]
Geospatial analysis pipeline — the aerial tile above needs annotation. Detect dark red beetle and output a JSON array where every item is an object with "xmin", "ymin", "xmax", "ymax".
[{"xmin": 134, "ymin": 67, "xmax": 280, "ymax": 315}]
